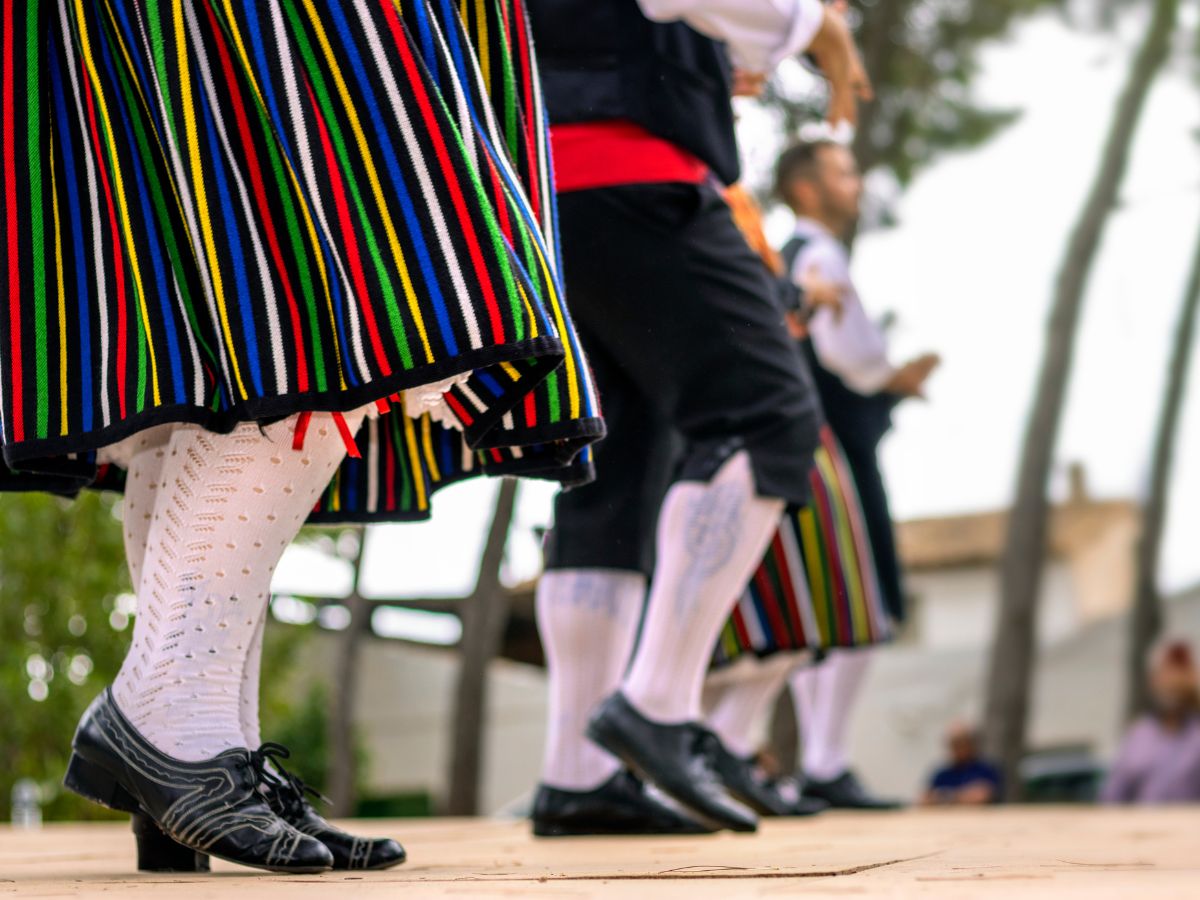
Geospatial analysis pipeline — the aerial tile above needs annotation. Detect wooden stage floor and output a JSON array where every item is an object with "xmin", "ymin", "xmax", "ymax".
[{"xmin": 2, "ymin": 807, "xmax": 1197, "ymax": 898}]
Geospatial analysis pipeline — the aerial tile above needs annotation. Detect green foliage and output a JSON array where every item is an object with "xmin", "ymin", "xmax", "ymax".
[
  {"xmin": 858, "ymin": 0, "xmax": 1061, "ymax": 182},
  {"xmin": 762, "ymin": 0, "xmax": 1066, "ymax": 186},
  {"xmin": 266, "ymin": 676, "xmax": 333, "ymax": 793},
  {"xmin": 0, "ymin": 492, "xmax": 131, "ymax": 821}
]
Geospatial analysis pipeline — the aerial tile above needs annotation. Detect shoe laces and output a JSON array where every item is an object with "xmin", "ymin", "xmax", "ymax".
[{"xmin": 248, "ymin": 742, "xmax": 331, "ymax": 816}]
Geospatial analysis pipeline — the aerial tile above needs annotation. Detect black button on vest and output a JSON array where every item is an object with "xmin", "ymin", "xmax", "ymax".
[{"xmin": 527, "ymin": 0, "xmax": 741, "ymax": 186}]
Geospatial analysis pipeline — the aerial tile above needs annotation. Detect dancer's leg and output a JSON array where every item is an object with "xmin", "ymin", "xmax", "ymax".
[
  {"xmin": 792, "ymin": 648, "xmax": 873, "ymax": 781},
  {"xmin": 621, "ymin": 453, "xmax": 785, "ymax": 724},
  {"xmin": 534, "ymin": 339, "xmax": 712, "ymax": 835},
  {"xmin": 536, "ymin": 569, "xmax": 646, "ymax": 790},
  {"xmin": 703, "ymin": 654, "xmax": 800, "ymax": 759},
  {"xmin": 121, "ymin": 435, "xmax": 169, "ymax": 591},
  {"xmin": 111, "ymin": 412, "xmax": 364, "ymax": 761},
  {"xmin": 551, "ymin": 184, "xmax": 822, "ymax": 830},
  {"xmin": 239, "ymin": 612, "xmax": 269, "ymax": 749},
  {"xmin": 699, "ymin": 653, "xmax": 820, "ymax": 817}
]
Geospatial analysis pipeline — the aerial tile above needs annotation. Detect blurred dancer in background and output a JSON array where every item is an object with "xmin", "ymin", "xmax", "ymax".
[
  {"xmin": 702, "ymin": 182, "xmax": 891, "ymax": 820},
  {"xmin": 527, "ymin": 0, "xmax": 872, "ymax": 836},
  {"xmin": 775, "ymin": 139, "xmax": 939, "ymax": 810}
]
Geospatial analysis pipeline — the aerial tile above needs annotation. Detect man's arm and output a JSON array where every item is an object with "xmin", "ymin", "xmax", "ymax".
[
  {"xmin": 797, "ymin": 246, "xmax": 897, "ymax": 395},
  {"xmin": 637, "ymin": 0, "xmax": 826, "ymax": 72},
  {"xmin": 798, "ymin": 244, "xmax": 941, "ymax": 397}
]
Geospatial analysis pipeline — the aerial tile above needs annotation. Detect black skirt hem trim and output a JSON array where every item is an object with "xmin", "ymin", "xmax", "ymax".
[
  {"xmin": 300, "ymin": 424, "xmax": 600, "ymax": 528},
  {"xmin": 477, "ymin": 416, "xmax": 606, "ymax": 455},
  {"xmin": 709, "ymin": 634, "xmax": 895, "ymax": 670},
  {"xmin": 2, "ymin": 336, "xmax": 565, "ymax": 470}
]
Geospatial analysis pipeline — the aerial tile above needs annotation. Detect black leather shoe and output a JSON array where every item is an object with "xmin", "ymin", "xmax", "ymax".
[
  {"xmin": 766, "ymin": 773, "xmax": 832, "ymax": 817},
  {"xmin": 586, "ymin": 693, "xmax": 758, "ymax": 833},
  {"xmin": 131, "ymin": 811, "xmax": 212, "ymax": 872},
  {"xmin": 261, "ymin": 763, "xmax": 406, "ymax": 870},
  {"xmin": 95, "ymin": 745, "xmax": 404, "ymax": 872},
  {"xmin": 785, "ymin": 793, "xmax": 831, "ymax": 816},
  {"xmin": 803, "ymin": 770, "xmax": 904, "ymax": 810},
  {"xmin": 64, "ymin": 689, "xmax": 334, "ymax": 873},
  {"xmin": 532, "ymin": 769, "xmax": 715, "ymax": 837},
  {"xmin": 699, "ymin": 730, "xmax": 825, "ymax": 817}
]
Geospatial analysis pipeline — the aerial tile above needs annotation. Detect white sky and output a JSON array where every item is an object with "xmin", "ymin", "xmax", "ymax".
[{"xmin": 273, "ymin": 10, "xmax": 1200, "ymax": 605}]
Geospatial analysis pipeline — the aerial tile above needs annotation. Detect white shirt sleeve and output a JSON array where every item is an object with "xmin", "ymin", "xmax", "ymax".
[
  {"xmin": 794, "ymin": 242, "xmax": 897, "ymax": 395},
  {"xmin": 637, "ymin": 0, "xmax": 825, "ymax": 73}
]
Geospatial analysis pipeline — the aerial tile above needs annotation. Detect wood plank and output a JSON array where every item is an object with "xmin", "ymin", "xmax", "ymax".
[{"xmin": 1, "ymin": 807, "xmax": 1196, "ymax": 898}]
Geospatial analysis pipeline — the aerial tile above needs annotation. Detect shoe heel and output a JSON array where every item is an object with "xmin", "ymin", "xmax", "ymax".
[
  {"xmin": 132, "ymin": 812, "xmax": 211, "ymax": 873},
  {"xmin": 63, "ymin": 752, "xmax": 140, "ymax": 814}
]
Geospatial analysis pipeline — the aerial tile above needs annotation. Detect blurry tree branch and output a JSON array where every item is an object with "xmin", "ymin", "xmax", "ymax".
[
  {"xmin": 1127, "ymin": 212, "xmax": 1200, "ymax": 720},
  {"xmin": 445, "ymin": 479, "xmax": 519, "ymax": 815},
  {"xmin": 327, "ymin": 527, "xmax": 368, "ymax": 817}
]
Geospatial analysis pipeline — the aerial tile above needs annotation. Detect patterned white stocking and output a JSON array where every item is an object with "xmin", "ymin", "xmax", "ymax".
[
  {"xmin": 621, "ymin": 452, "xmax": 785, "ymax": 724},
  {"xmin": 536, "ymin": 569, "xmax": 646, "ymax": 791},
  {"xmin": 111, "ymin": 411, "xmax": 364, "ymax": 761},
  {"xmin": 703, "ymin": 654, "xmax": 801, "ymax": 758}
]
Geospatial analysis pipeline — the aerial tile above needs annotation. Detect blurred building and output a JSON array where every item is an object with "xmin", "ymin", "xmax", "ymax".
[{"xmin": 896, "ymin": 465, "xmax": 1141, "ymax": 651}]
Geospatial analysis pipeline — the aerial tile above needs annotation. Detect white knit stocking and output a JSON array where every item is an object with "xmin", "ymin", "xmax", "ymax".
[
  {"xmin": 791, "ymin": 648, "xmax": 875, "ymax": 781},
  {"xmin": 111, "ymin": 411, "xmax": 363, "ymax": 761},
  {"xmin": 536, "ymin": 569, "xmax": 646, "ymax": 791},
  {"xmin": 621, "ymin": 452, "xmax": 785, "ymax": 724},
  {"xmin": 121, "ymin": 430, "xmax": 171, "ymax": 593},
  {"xmin": 703, "ymin": 654, "xmax": 801, "ymax": 758},
  {"xmin": 238, "ymin": 609, "xmax": 269, "ymax": 749}
]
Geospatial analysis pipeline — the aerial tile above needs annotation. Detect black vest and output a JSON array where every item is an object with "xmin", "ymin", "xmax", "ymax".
[
  {"xmin": 526, "ymin": 0, "xmax": 740, "ymax": 185},
  {"xmin": 781, "ymin": 236, "xmax": 898, "ymax": 459}
]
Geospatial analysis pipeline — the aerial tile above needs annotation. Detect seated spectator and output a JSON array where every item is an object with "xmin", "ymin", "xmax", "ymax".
[
  {"xmin": 922, "ymin": 721, "xmax": 1003, "ymax": 805},
  {"xmin": 1101, "ymin": 638, "xmax": 1200, "ymax": 804}
]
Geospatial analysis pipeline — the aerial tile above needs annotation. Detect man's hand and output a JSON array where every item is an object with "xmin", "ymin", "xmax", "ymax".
[
  {"xmin": 732, "ymin": 68, "xmax": 768, "ymax": 98},
  {"xmin": 798, "ymin": 264, "xmax": 846, "ymax": 320},
  {"xmin": 785, "ymin": 310, "xmax": 808, "ymax": 340},
  {"xmin": 806, "ymin": 4, "xmax": 873, "ymax": 126},
  {"xmin": 885, "ymin": 352, "xmax": 940, "ymax": 399},
  {"xmin": 956, "ymin": 782, "xmax": 997, "ymax": 806}
]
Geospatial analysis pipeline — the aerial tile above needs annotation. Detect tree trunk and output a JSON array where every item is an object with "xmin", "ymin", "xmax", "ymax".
[
  {"xmin": 328, "ymin": 529, "xmax": 368, "ymax": 817},
  {"xmin": 445, "ymin": 479, "xmax": 519, "ymax": 815},
  {"xmin": 1126, "ymin": 220, "xmax": 1200, "ymax": 720},
  {"xmin": 982, "ymin": 0, "xmax": 1178, "ymax": 800},
  {"xmin": 768, "ymin": 684, "xmax": 800, "ymax": 775}
]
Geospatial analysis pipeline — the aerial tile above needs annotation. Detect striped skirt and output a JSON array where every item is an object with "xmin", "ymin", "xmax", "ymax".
[
  {"xmin": 712, "ymin": 427, "xmax": 892, "ymax": 667},
  {"xmin": 0, "ymin": 0, "xmax": 601, "ymax": 520}
]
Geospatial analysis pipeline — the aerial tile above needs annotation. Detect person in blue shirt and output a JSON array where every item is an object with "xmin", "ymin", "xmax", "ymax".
[{"xmin": 923, "ymin": 721, "xmax": 1004, "ymax": 805}]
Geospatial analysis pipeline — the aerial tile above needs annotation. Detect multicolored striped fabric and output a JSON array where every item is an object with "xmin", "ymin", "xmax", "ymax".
[
  {"xmin": 0, "ymin": 0, "xmax": 601, "ymax": 519},
  {"xmin": 713, "ymin": 426, "xmax": 892, "ymax": 666},
  {"xmin": 309, "ymin": 0, "xmax": 601, "ymax": 521}
]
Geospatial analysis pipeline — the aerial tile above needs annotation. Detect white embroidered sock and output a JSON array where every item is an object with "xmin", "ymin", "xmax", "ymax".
[
  {"xmin": 703, "ymin": 654, "xmax": 802, "ymax": 758},
  {"xmin": 621, "ymin": 452, "xmax": 785, "ymax": 724},
  {"xmin": 537, "ymin": 569, "xmax": 646, "ymax": 791},
  {"xmin": 791, "ymin": 647, "xmax": 874, "ymax": 781},
  {"xmin": 111, "ymin": 411, "xmax": 364, "ymax": 761}
]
